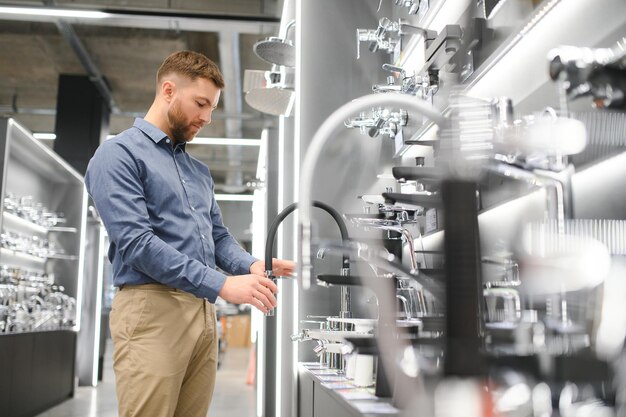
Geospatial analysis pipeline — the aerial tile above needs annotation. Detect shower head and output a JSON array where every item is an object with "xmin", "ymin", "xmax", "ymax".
[
  {"xmin": 253, "ymin": 20, "xmax": 296, "ymax": 67},
  {"xmin": 245, "ymin": 87, "xmax": 295, "ymax": 117},
  {"xmin": 253, "ymin": 38, "xmax": 296, "ymax": 67},
  {"xmin": 243, "ymin": 69, "xmax": 267, "ymax": 93}
]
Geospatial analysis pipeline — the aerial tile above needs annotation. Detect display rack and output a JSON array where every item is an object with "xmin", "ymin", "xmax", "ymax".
[
  {"xmin": 0, "ymin": 117, "xmax": 87, "ymax": 417},
  {"xmin": 279, "ymin": 1, "xmax": 626, "ymax": 417}
]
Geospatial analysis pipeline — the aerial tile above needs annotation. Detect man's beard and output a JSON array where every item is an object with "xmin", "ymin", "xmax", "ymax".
[{"xmin": 168, "ymin": 101, "xmax": 196, "ymax": 143}]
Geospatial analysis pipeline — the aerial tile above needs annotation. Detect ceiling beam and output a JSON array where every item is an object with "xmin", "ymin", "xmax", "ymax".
[
  {"xmin": 0, "ymin": 3, "xmax": 279, "ymax": 34},
  {"xmin": 0, "ymin": 104, "xmax": 267, "ymax": 120}
]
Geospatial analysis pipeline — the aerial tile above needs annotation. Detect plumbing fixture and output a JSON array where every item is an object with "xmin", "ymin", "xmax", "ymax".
[
  {"xmin": 356, "ymin": 17, "xmax": 436, "ymax": 59},
  {"xmin": 298, "ymin": 93, "xmax": 445, "ymax": 291},
  {"xmin": 373, "ymin": 64, "xmax": 439, "ymax": 100},
  {"xmin": 548, "ymin": 38, "xmax": 626, "ymax": 110},
  {"xmin": 264, "ymin": 201, "xmax": 351, "ymax": 320},
  {"xmin": 296, "ymin": 94, "xmax": 445, "ymax": 410},
  {"xmin": 244, "ymin": 65, "xmax": 295, "ymax": 116},
  {"xmin": 344, "ymin": 107, "xmax": 408, "ymax": 139},
  {"xmin": 379, "ymin": 0, "xmax": 428, "ymax": 15},
  {"xmin": 253, "ymin": 20, "xmax": 295, "ymax": 67}
]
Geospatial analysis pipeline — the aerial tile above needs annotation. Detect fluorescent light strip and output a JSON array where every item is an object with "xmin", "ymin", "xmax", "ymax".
[
  {"xmin": 192, "ymin": 137, "xmax": 262, "ymax": 146},
  {"xmin": 0, "ymin": 6, "xmax": 110, "ymax": 19},
  {"xmin": 92, "ymin": 228, "xmax": 106, "ymax": 386},
  {"xmin": 74, "ymin": 190, "xmax": 89, "ymax": 332},
  {"xmin": 214, "ymin": 194, "xmax": 254, "ymax": 201},
  {"xmin": 33, "ymin": 133, "xmax": 56, "ymax": 140}
]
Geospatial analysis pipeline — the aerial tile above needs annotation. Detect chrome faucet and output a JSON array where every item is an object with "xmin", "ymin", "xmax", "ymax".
[
  {"xmin": 373, "ymin": 64, "xmax": 439, "ymax": 100},
  {"xmin": 372, "ymin": 75, "xmax": 403, "ymax": 93},
  {"xmin": 378, "ymin": 0, "xmax": 428, "ymax": 15},
  {"xmin": 395, "ymin": 0, "xmax": 427, "ymax": 15},
  {"xmin": 485, "ymin": 159, "xmax": 574, "ymax": 234},
  {"xmin": 548, "ymin": 39, "xmax": 626, "ymax": 110},
  {"xmin": 356, "ymin": 17, "xmax": 436, "ymax": 59},
  {"xmin": 344, "ymin": 107, "xmax": 408, "ymax": 139}
]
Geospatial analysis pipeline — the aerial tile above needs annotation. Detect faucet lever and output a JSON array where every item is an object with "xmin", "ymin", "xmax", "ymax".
[
  {"xmin": 356, "ymin": 17, "xmax": 411, "ymax": 59},
  {"xmin": 291, "ymin": 329, "xmax": 310, "ymax": 342},
  {"xmin": 345, "ymin": 107, "xmax": 408, "ymax": 139},
  {"xmin": 382, "ymin": 63, "xmax": 406, "ymax": 77}
]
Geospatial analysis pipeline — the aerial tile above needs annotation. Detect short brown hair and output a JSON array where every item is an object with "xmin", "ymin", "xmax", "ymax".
[{"xmin": 157, "ymin": 50, "xmax": 225, "ymax": 89}]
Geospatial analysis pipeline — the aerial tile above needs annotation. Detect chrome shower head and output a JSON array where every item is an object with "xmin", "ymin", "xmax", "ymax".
[
  {"xmin": 245, "ymin": 87, "xmax": 295, "ymax": 117},
  {"xmin": 253, "ymin": 38, "xmax": 295, "ymax": 67}
]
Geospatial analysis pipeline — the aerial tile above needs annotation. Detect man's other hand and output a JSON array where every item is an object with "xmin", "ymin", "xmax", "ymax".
[{"xmin": 218, "ymin": 274, "xmax": 278, "ymax": 313}]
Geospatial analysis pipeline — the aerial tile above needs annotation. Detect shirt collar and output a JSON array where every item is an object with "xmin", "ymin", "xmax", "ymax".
[{"xmin": 133, "ymin": 118, "xmax": 187, "ymax": 151}]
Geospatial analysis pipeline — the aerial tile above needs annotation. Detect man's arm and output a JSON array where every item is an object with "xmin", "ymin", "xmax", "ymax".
[{"xmin": 207, "ymin": 182, "xmax": 258, "ymax": 276}]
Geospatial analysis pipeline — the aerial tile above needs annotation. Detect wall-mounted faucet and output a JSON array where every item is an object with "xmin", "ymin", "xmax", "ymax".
[
  {"xmin": 344, "ymin": 107, "xmax": 408, "ymax": 139},
  {"xmin": 356, "ymin": 17, "xmax": 436, "ymax": 59},
  {"xmin": 372, "ymin": 64, "xmax": 439, "ymax": 100},
  {"xmin": 378, "ymin": 0, "xmax": 428, "ymax": 15},
  {"xmin": 396, "ymin": 0, "xmax": 427, "ymax": 15},
  {"xmin": 548, "ymin": 39, "xmax": 626, "ymax": 110}
]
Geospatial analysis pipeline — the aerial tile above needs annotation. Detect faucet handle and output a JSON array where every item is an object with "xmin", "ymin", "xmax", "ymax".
[
  {"xmin": 372, "ymin": 76, "xmax": 402, "ymax": 93},
  {"xmin": 368, "ymin": 117, "xmax": 387, "ymax": 138},
  {"xmin": 344, "ymin": 112, "xmax": 374, "ymax": 130},
  {"xmin": 382, "ymin": 63, "xmax": 406, "ymax": 76},
  {"xmin": 291, "ymin": 329, "xmax": 310, "ymax": 342},
  {"xmin": 356, "ymin": 28, "xmax": 376, "ymax": 59}
]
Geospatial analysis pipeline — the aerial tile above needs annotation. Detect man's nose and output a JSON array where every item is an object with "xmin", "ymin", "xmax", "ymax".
[{"xmin": 200, "ymin": 109, "xmax": 212, "ymax": 125}]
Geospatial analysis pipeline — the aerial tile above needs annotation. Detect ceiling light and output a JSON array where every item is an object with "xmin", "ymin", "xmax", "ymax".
[
  {"xmin": 191, "ymin": 137, "xmax": 262, "ymax": 146},
  {"xmin": 214, "ymin": 194, "xmax": 255, "ymax": 201},
  {"xmin": 33, "ymin": 133, "xmax": 56, "ymax": 140},
  {"xmin": 0, "ymin": 6, "xmax": 110, "ymax": 19}
]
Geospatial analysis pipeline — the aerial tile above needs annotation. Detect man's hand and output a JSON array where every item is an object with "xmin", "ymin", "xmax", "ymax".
[
  {"xmin": 218, "ymin": 274, "xmax": 278, "ymax": 313},
  {"xmin": 250, "ymin": 258, "xmax": 296, "ymax": 277}
]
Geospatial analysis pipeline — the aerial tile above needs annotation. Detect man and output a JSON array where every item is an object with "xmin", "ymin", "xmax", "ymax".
[{"xmin": 85, "ymin": 50, "xmax": 294, "ymax": 417}]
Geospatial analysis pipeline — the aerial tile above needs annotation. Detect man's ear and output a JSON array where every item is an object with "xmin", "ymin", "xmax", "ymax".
[{"xmin": 161, "ymin": 80, "xmax": 175, "ymax": 103}]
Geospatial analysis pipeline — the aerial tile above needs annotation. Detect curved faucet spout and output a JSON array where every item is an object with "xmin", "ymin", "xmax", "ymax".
[
  {"xmin": 265, "ymin": 200, "xmax": 351, "ymax": 278},
  {"xmin": 298, "ymin": 93, "xmax": 445, "ymax": 290}
]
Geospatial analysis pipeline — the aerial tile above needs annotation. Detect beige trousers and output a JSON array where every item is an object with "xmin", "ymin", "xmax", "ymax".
[{"xmin": 110, "ymin": 283, "xmax": 218, "ymax": 417}]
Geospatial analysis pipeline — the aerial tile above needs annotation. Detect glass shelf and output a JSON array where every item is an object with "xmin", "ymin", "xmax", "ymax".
[
  {"xmin": 2, "ymin": 211, "xmax": 77, "ymax": 234},
  {"xmin": 0, "ymin": 247, "xmax": 46, "ymax": 263},
  {"xmin": 0, "ymin": 247, "xmax": 77, "ymax": 262}
]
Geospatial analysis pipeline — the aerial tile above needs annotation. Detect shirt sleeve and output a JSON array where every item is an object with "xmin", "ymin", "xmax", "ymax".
[
  {"xmin": 85, "ymin": 140, "xmax": 227, "ymax": 302},
  {"xmin": 207, "ymin": 177, "xmax": 259, "ymax": 275}
]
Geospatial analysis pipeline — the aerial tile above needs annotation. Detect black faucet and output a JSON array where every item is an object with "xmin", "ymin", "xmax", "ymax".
[{"xmin": 265, "ymin": 200, "xmax": 351, "ymax": 318}]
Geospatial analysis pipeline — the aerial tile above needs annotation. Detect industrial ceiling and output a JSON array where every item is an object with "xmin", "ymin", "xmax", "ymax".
[{"xmin": 0, "ymin": 0, "xmax": 282, "ymax": 192}]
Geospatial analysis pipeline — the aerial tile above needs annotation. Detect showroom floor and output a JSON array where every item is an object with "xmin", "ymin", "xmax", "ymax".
[{"xmin": 35, "ymin": 340, "xmax": 256, "ymax": 417}]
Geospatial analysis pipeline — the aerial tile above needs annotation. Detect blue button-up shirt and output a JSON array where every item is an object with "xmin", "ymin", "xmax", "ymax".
[{"xmin": 85, "ymin": 118, "xmax": 258, "ymax": 302}]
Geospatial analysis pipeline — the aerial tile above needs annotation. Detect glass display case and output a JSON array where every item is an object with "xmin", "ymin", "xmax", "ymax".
[{"xmin": 0, "ymin": 117, "xmax": 87, "ymax": 416}]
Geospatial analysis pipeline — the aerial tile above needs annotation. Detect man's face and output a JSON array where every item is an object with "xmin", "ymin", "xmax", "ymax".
[{"xmin": 167, "ymin": 77, "xmax": 221, "ymax": 143}]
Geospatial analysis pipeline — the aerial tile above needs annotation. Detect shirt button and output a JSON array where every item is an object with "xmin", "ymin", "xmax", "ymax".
[
  {"xmin": 201, "ymin": 235, "xmax": 205, "ymax": 240},
  {"xmin": 166, "ymin": 139, "xmax": 170, "ymax": 144},
  {"xmin": 191, "ymin": 206, "xmax": 196, "ymax": 211},
  {"xmin": 182, "ymin": 180, "xmax": 186, "ymax": 184}
]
